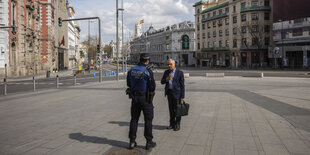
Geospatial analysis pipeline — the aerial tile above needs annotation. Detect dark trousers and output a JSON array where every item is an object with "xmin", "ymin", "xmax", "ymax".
[
  {"xmin": 129, "ymin": 95, "xmax": 154, "ymax": 142},
  {"xmin": 167, "ymin": 89, "xmax": 181, "ymax": 126}
]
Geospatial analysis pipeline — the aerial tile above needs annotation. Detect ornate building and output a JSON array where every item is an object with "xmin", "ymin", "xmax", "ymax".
[
  {"xmin": 194, "ymin": 0, "xmax": 273, "ymax": 68},
  {"xmin": 130, "ymin": 21, "xmax": 196, "ymax": 67},
  {"xmin": 0, "ymin": 0, "xmax": 9, "ymax": 77}
]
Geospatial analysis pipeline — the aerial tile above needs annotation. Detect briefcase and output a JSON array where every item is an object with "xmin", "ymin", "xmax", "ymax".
[{"xmin": 176, "ymin": 101, "xmax": 189, "ymax": 117}]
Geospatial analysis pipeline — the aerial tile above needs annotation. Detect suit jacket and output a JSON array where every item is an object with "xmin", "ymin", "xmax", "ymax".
[{"xmin": 161, "ymin": 69, "xmax": 185, "ymax": 99}]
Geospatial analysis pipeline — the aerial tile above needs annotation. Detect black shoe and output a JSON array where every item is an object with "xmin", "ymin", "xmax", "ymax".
[
  {"xmin": 173, "ymin": 124, "xmax": 180, "ymax": 131},
  {"xmin": 128, "ymin": 141, "xmax": 137, "ymax": 149},
  {"xmin": 166, "ymin": 125, "xmax": 174, "ymax": 130},
  {"xmin": 146, "ymin": 141, "xmax": 156, "ymax": 150}
]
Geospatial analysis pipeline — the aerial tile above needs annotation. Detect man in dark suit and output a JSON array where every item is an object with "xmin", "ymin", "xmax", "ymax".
[{"xmin": 161, "ymin": 59, "xmax": 185, "ymax": 131}]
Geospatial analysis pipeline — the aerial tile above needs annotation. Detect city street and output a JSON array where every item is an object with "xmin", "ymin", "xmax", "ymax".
[{"xmin": 0, "ymin": 76, "xmax": 309, "ymax": 155}]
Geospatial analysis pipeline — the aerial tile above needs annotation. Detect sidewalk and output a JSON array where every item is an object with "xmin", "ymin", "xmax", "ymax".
[{"xmin": 0, "ymin": 77, "xmax": 309, "ymax": 155}]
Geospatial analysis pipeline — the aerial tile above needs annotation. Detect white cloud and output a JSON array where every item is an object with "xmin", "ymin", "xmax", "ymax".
[{"xmin": 71, "ymin": 0, "xmax": 195, "ymax": 43}]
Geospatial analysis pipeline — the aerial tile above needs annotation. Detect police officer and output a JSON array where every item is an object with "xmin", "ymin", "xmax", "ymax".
[{"xmin": 127, "ymin": 54, "xmax": 156, "ymax": 150}]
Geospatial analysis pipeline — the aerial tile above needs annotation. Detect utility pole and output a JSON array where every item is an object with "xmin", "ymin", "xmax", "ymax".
[
  {"xmin": 121, "ymin": 0, "xmax": 124, "ymax": 72},
  {"xmin": 116, "ymin": 0, "xmax": 119, "ymax": 81}
]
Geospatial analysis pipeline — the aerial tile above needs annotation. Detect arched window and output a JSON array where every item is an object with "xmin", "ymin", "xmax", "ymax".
[{"xmin": 182, "ymin": 35, "xmax": 189, "ymax": 50}]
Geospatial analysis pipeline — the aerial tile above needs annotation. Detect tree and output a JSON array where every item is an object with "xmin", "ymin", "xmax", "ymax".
[
  {"xmin": 103, "ymin": 45, "xmax": 112, "ymax": 58},
  {"xmin": 81, "ymin": 36, "xmax": 98, "ymax": 62},
  {"xmin": 79, "ymin": 50, "xmax": 85, "ymax": 58}
]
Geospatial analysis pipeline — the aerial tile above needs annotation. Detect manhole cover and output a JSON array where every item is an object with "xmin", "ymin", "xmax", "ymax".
[{"xmin": 103, "ymin": 147, "xmax": 143, "ymax": 155}]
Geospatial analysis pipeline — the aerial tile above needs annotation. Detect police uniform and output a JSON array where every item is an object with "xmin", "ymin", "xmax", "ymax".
[{"xmin": 127, "ymin": 62, "xmax": 156, "ymax": 144}]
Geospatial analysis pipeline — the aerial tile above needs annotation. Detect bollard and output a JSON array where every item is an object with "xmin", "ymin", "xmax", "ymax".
[
  {"xmin": 93, "ymin": 71, "xmax": 96, "ymax": 79},
  {"xmin": 56, "ymin": 75, "xmax": 59, "ymax": 88},
  {"xmin": 105, "ymin": 71, "xmax": 107, "ymax": 77},
  {"xmin": 33, "ymin": 76, "xmax": 36, "ymax": 92},
  {"xmin": 74, "ymin": 74, "xmax": 77, "ymax": 86},
  {"xmin": 99, "ymin": 70, "xmax": 102, "ymax": 83},
  {"xmin": 4, "ymin": 78, "xmax": 7, "ymax": 96}
]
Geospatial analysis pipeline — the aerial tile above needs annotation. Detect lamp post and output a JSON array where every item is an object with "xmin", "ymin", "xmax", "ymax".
[{"xmin": 116, "ymin": 0, "xmax": 124, "ymax": 81}]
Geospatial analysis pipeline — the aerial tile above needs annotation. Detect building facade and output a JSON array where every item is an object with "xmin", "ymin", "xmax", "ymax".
[
  {"xmin": 194, "ymin": 0, "xmax": 273, "ymax": 68},
  {"xmin": 130, "ymin": 21, "xmax": 196, "ymax": 67},
  {"xmin": 8, "ymin": 0, "xmax": 41, "ymax": 77},
  {"xmin": 0, "ymin": 0, "xmax": 9, "ymax": 77},
  {"xmin": 272, "ymin": 17, "xmax": 310, "ymax": 69}
]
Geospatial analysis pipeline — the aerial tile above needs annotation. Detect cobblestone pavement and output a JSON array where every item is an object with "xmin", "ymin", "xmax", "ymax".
[{"xmin": 0, "ymin": 76, "xmax": 309, "ymax": 155}]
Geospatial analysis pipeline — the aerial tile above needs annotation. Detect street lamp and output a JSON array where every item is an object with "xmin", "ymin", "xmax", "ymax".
[{"xmin": 116, "ymin": 0, "xmax": 124, "ymax": 81}]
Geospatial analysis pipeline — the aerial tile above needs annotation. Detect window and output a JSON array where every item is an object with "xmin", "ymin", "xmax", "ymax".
[
  {"xmin": 197, "ymin": 24, "xmax": 200, "ymax": 31},
  {"xmin": 197, "ymin": 17, "xmax": 200, "ymax": 22},
  {"xmin": 219, "ymin": 41, "xmax": 223, "ymax": 47},
  {"xmin": 202, "ymin": 23, "xmax": 205, "ymax": 30},
  {"xmin": 242, "ymin": 26, "xmax": 247, "ymax": 33},
  {"xmin": 252, "ymin": 13, "xmax": 259, "ymax": 20},
  {"xmin": 213, "ymin": 41, "xmax": 216, "ymax": 47},
  {"xmin": 198, "ymin": 43, "xmax": 200, "ymax": 50},
  {"xmin": 213, "ymin": 21, "xmax": 216, "ymax": 27},
  {"xmin": 242, "ymin": 38, "xmax": 247, "ymax": 46},
  {"xmin": 241, "ymin": 14, "xmax": 247, "ymax": 22},
  {"xmin": 226, "ymin": 40, "xmax": 229, "ymax": 47},
  {"xmin": 207, "ymin": 22, "xmax": 211, "ymax": 28},
  {"xmin": 208, "ymin": 32, "xmax": 211, "ymax": 38},
  {"xmin": 264, "ymin": 12, "xmax": 270, "ymax": 20},
  {"xmin": 225, "ymin": 7, "xmax": 229, "ymax": 13},
  {"xmin": 182, "ymin": 35, "xmax": 190, "ymax": 49},
  {"xmin": 252, "ymin": 25, "xmax": 258, "ymax": 32},
  {"xmin": 252, "ymin": 38, "xmax": 258, "ymax": 45},
  {"xmin": 226, "ymin": 29, "xmax": 229, "ymax": 36},
  {"xmin": 213, "ymin": 11, "xmax": 216, "ymax": 16},
  {"xmin": 202, "ymin": 15, "xmax": 205, "ymax": 20},
  {"xmin": 233, "ymin": 16, "xmax": 237, "ymax": 23},
  {"xmin": 197, "ymin": 9, "xmax": 200, "ymax": 14},
  {"xmin": 197, "ymin": 34, "xmax": 200, "ymax": 39},
  {"xmin": 233, "ymin": 5, "xmax": 236, "ymax": 13},
  {"xmin": 233, "ymin": 39, "xmax": 237, "ymax": 48},
  {"xmin": 203, "ymin": 42, "xmax": 206, "ymax": 48},
  {"xmin": 233, "ymin": 27, "xmax": 237, "ymax": 35},
  {"xmin": 241, "ymin": 2, "xmax": 246, "ymax": 9},
  {"xmin": 225, "ymin": 18, "xmax": 229, "ymax": 25},
  {"xmin": 281, "ymin": 32, "xmax": 286, "ymax": 39},
  {"xmin": 213, "ymin": 31, "xmax": 216, "ymax": 37},
  {"xmin": 252, "ymin": 1, "xmax": 259, "ymax": 7},
  {"xmin": 202, "ymin": 33, "xmax": 206, "ymax": 39},
  {"xmin": 218, "ymin": 20, "xmax": 222, "ymax": 27},
  {"xmin": 293, "ymin": 29, "xmax": 303, "ymax": 36},
  {"xmin": 265, "ymin": 37, "xmax": 270, "ymax": 45},
  {"xmin": 219, "ymin": 30, "xmax": 223, "ymax": 37},
  {"xmin": 207, "ymin": 13, "xmax": 210, "ymax": 18},
  {"xmin": 264, "ymin": 0, "xmax": 270, "ymax": 6},
  {"xmin": 264, "ymin": 25, "xmax": 270, "ymax": 32},
  {"xmin": 208, "ymin": 42, "xmax": 211, "ymax": 48},
  {"xmin": 219, "ymin": 9, "xmax": 222, "ymax": 15}
]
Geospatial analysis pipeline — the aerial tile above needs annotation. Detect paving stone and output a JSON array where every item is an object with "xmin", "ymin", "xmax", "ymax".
[
  {"xmin": 233, "ymin": 135, "xmax": 258, "ymax": 151},
  {"xmin": 282, "ymin": 139, "xmax": 310, "ymax": 154},
  {"xmin": 234, "ymin": 149, "xmax": 259, "ymax": 155},
  {"xmin": 262, "ymin": 144, "xmax": 290, "ymax": 155},
  {"xmin": 179, "ymin": 144, "xmax": 204, "ymax": 155},
  {"xmin": 210, "ymin": 139, "xmax": 234, "ymax": 155}
]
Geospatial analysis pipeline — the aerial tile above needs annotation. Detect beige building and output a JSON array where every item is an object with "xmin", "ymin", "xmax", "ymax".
[{"xmin": 194, "ymin": 0, "xmax": 273, "ymax": 68}]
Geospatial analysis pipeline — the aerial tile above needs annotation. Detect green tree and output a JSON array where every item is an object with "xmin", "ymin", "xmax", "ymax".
[{"xmin": 103, "ymin": 45, "xmax": 112, "ymax": 58}]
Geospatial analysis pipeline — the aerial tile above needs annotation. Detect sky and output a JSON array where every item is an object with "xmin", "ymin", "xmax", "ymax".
[{"xmin": 70, "ymin": 0, "xmax": 197, "ymax": 45}]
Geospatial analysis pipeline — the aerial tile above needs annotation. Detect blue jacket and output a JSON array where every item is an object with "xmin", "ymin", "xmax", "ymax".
[
  {"xmin": 161, "ymin": 69, "xmax": 185, "ymax": 99},
  {"xmin": 127, "ymin": 64, "xmax": 155, "ymax": 93}
]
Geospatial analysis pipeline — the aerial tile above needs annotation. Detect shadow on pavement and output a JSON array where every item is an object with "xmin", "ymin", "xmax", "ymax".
[
  {"xmin": 68, "ymin": 132, "xmax": 145, "ymax": 150},
  {"xmin": 109, "ymin": 121, "xmax": 167, "ymax": 130}
]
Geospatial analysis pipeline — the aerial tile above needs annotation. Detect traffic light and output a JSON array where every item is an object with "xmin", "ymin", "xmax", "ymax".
[
  {"xmin": 12, "ymin": 26, "xmax": 16, "ymax": 35},
  {"xmin": 97, "ymin": 44, "xmax": 100, "ymax": 53},
  {"xmin": 58, "ymin": 17, "xmax": 62, "ymax": 27}
]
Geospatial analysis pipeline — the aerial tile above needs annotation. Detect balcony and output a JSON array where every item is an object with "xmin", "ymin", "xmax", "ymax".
[
  {"xmin": 240, "ymin": 45, "xmax": 268, "ymax": 50},
  {"xmin": 202, "ymin": 13, "xmax": 228, "ymax": 23},
  {"xmin": 240, "ymin": 6, "xmax": 271, "ymax": 13},
  {"xmin": 201, "ymin": 46, "xmax": 229, "ymax": 52}
]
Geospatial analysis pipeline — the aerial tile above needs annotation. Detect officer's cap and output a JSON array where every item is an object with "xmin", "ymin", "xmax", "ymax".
[{"xmin": 140, "ymin": 54, "xmax": 150, "ymax": 62}]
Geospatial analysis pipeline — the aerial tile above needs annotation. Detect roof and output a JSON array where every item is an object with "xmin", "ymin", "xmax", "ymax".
[
  {"xmin": 201, "ymin": 2, "xmax": 229, "ymax": 14},
  {"xmin": 193, "ymin": 0, "xmax": 207, "ymax": 7}
]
